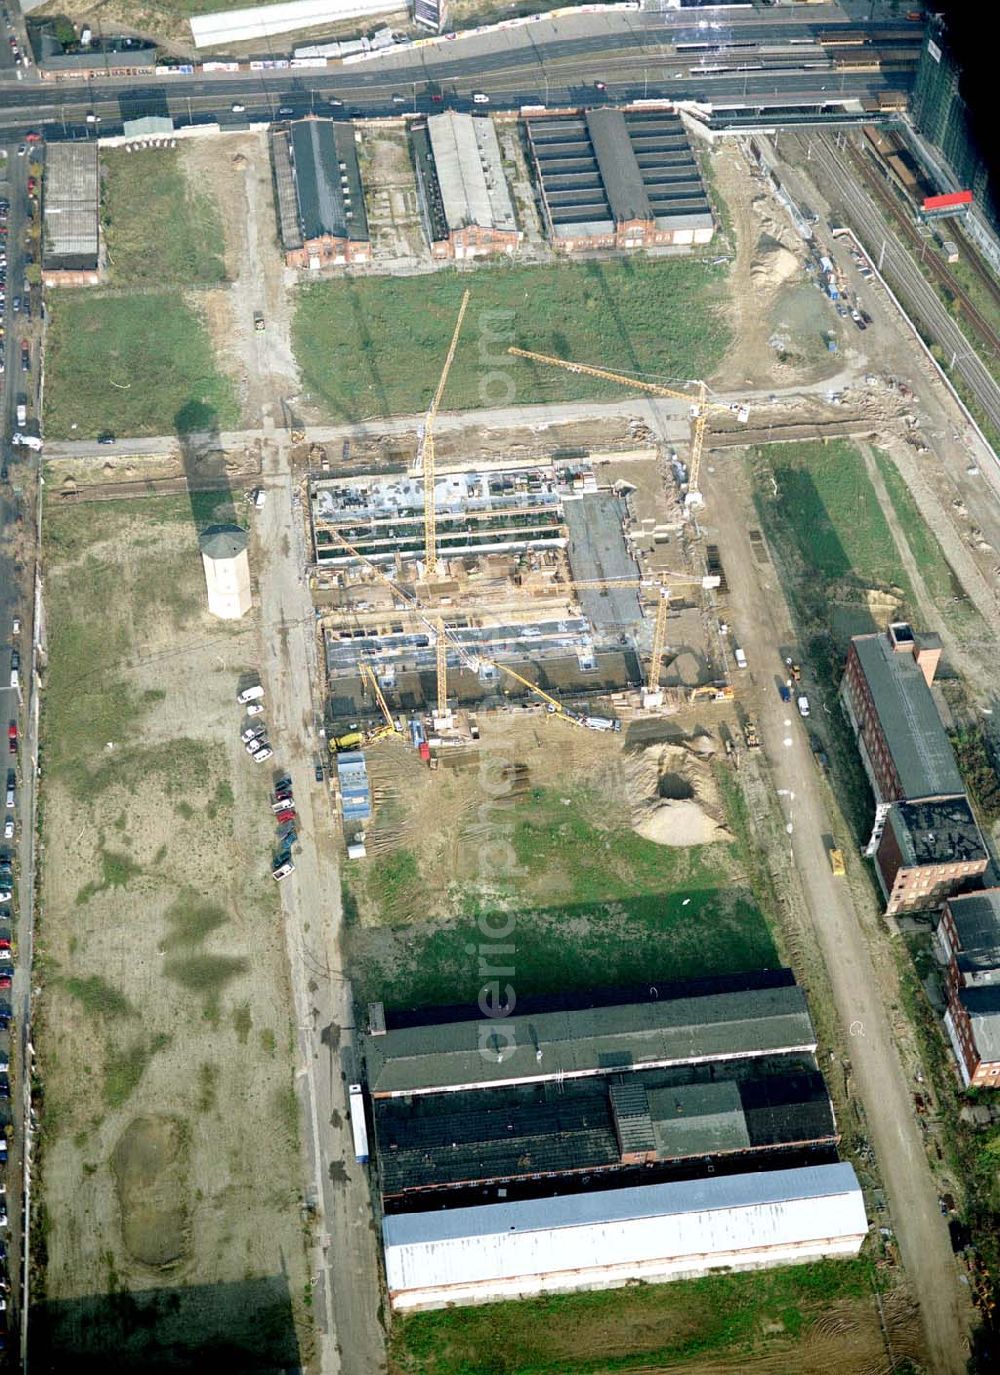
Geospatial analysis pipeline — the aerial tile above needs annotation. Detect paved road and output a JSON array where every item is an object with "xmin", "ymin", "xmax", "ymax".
[
  {"xmin": 705, "ymin": 458, "xmax": 969, "ymax": 1375},
  {"xmin": 808, "ymin": 134, "xmax": 1000, "ymax": 439},
  {"xmin": 0, "ymin": 7, "xmax": 917, "ymax": 136},
  {"xmin": 254, "ymin": 435, "xmax": 385, "ymax": 1375},
  {"xmin": 0, "ymin": 129, "xmax": 36, "ymax": 1365}
]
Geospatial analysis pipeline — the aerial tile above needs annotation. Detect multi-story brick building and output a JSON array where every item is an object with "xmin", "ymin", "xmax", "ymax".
[
  {"xmin": 840, "ymin": 623, "xmax": 952, "ymax": 806},
  {"xmin": 841, "ymin": 625, "xmax": 987, "ymax": 915},
  {"xmin": 935, "ymin": 890, "xmax": 1000, "ymax": 1085},
  {"xmin": 873, "ymin": 797, "xmax": 988, "ymax": 916},
  {"xmin": 944, "ymin": 987, "xmax": 1000, "ymax": 1087}
]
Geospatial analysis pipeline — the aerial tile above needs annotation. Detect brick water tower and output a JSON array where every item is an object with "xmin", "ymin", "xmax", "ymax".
[{"xmin": 200, "ymin": 525, "xmax": 252, "ymax": 620}]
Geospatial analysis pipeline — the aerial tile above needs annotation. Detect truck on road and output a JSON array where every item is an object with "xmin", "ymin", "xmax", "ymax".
[{"xmin": 349, "ymin": 1083, "xmax": 370, "ymax": 1164}]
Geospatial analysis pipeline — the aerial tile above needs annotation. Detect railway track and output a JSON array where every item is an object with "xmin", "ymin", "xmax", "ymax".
[{"xmin": 845, "ymin": 138, "xmax": 1000, "ymax": 363}]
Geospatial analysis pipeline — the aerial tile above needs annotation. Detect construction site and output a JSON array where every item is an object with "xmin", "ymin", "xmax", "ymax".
[{"xmin": 311, "ymin": 295, "xmax": 749, "ymax": 845}]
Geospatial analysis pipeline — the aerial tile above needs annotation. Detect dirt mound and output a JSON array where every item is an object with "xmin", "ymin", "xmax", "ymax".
[
  {"xmin": 635, "ymin": 799, "xmax": 731, "ymax": 847},
  {"xmin": 627, "ymin": 741, "xmax": 731, "ymax": 848},
  {"xmin": 750, "ymin": 234, "xmax": 800, "ymax": 291},
  {"xmin": 111, "ymin": 1114, "xmax": 189, "ymax": 1268}
]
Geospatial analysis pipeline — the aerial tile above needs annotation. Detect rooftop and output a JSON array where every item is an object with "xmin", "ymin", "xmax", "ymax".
[
  {"xmin": 374, "ymin": 1060, "xmax": 835, "ymax": 1196},
  {"xmin": 850, "ymin": 630, "xmax": 962, "ymax": 800},
  {"xmin": 959, "ymin": 986, "xmax": 1000, "ymax": 1064},
  {"xmin": 426, "ymin": 112, "xmax": 516, "ymax": 234},
  {"xmin": 889, "ymin": 796, "xmax": 987, "ymax": 869},
  {"xmin": 290, "ymin": 118, "xmax": 368, "ymax": 244},
  {"xmin": 382, "ymin": 1160, "xmax": 869, "ymax": 1259},
  {"xmin": 199, "ymin": 526, "xmax": 248, "ymax": 560},
  {"xmin": 366, "ymin": 984, "xmax": 816, "ymax": 1097},
  {"xmin": 527, "ymin": 109, "xmax": 712, "ymax": 234},
  {"xmin": 42, "ymin": 142, "xmax": 98, "ymax": 268},
  {"xmin": 946, "ymin": 890, "xmax": 1000, "ymax": 982}
]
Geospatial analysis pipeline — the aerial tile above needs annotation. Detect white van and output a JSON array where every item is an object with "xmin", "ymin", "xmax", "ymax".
[
  {"xmin": 797, "ymin": 695, "xmax": 810, "ymax": 718},
  {"xmin": 237, "ymin": 684, "xmax": 264, "ymax": 705},
  {"xmin": 472, "ymin": 92, "xmax": 490, "ymax": 104},
  {"xmin": 734, "ymin": 647, "xmax": 747, "ymax": 670}
]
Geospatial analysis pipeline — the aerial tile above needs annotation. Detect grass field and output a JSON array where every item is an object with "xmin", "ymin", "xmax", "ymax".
[
  {"xmin": 43, "ymin": 293, "xmax": 238, "ymax": 439},
  {"xmin": 388, "ymin": 1260, "xmax": 888, "ymax": 1375},
  {"xmin": 102, "ymin": 147, "xmax": 226, "ymax": 285},
  {"xmin": 36, "ymin": 492, "xmax": 307, "ymax": 1368},
  {"xmin": 752, "ymin": 441, "xmax": 913, "ymax": 600},
  {"xmin": 293, "ymin": 259, "xmax": 729, "ymax": 421},
  {"xmin": 347, "ymin": 757, "xmax": 778, "ymax": 1011}
]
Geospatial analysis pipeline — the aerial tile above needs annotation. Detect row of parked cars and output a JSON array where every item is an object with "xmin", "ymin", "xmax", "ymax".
[{"xmin": 236, "ymin": 685, "xmax": 296, "ymax": 881}]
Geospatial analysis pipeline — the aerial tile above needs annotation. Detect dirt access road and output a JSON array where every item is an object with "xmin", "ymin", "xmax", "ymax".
[
  {"xmin": 703, "ymin": 457, "xmax": 969, "ymax": 1375},
  {"xmin": 253, "ymin": 432, "xmax": 385, "ymax": 1375}
]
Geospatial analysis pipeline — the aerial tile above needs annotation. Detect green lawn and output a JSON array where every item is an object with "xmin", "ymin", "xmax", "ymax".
[
  {"xmin": 43, "ymin": 294, "xmax": 238, "ymax": 439},
  {"xmin": 347, "ymin": 785, "xmax": 777, "ymax": 1010},
  {"xmin": 293, "ymin": 259, "xmax": 729, "ymax": 421},
  {"xmin": 752, "ymin": 441, "xmax": 912, "ymax": 596},
  {"xmin": 102, "ymin": 148, "xmax": 226, "ymax": 285},
  {"xmin": 389, "ymin": 1260, "xmax": 878, "ymax": 1375}
]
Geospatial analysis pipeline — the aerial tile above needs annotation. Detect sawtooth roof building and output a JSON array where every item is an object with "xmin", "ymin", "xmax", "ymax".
[
  {"xmin": 271, "ymin": 117, "xmax": 370, "ymax": 268},
  {"xmin": 375, "ymin": 1057, "xmax": 838, "ymax": 1203},
  {"xmin": 383, "ymin": 1163, "xmax": 867, "ymax": 1310},
  {"xmin": 367, "ymin": 982, "xmax": 816, "ymax": 1098},
  {"xmin": 42, "ymin": 142, "xmax": 99, "ymax": 285},
  {"xmin": 412, "ymin": 113, "xmax": 519, "ymax": 260},
  {"xmin": 526, "ymin": 108, "xmax": 714, "ymax": 253}
]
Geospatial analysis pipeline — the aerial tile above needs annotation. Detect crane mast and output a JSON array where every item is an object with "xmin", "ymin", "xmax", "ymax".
[
  {"xmin": 422, "ymin": 290, "xmax": 471, "ymax": 578},
  {"xmin": 507, "ymin": 347, "xmax": 746, "ymax": 510}
]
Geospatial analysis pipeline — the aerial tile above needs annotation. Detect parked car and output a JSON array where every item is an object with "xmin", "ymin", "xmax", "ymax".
[
  {"xmin": 272, "ymin": 860, "xmax": 294, "ymax": 881},
  {"xmin": 2, "ymin": 820, "xmax": 12, "ymax": 841},
  {"xmin": 246, "ymin": 702, "xmax": 264, "ymax": 716},
  {"xmin": 797, "ymin": 695, "xmax": 810, "ymax": 718},
  {"xmin": 275, "ymin": 808, "xmax": 296, "ymax": 824},
  {"xmin": 253, "ymin": 746, "xmax": 273, "ymax": 762},
  {"xmin": 7, "ymin": 723, "xmax": 15, "ymax": 754}
]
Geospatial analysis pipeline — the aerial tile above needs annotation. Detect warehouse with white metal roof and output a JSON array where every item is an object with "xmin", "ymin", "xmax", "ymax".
[
  {"xmin": 412, "ymin": 112, "xmax": 520, "ymax": 260},
  {"xmin": 42, "ymin": 142, "xmax": 99, "ymax": 283},
  {"xmin": 383, "ymin": 1162, "xmax": 868, "ymax": 1309}
]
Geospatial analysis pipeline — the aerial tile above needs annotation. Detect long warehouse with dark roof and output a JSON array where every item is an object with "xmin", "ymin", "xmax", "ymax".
[
  {"xmin": 526, "ymin": 108, "xmax": 715, "ymax": 252},
  {"xmin": 366, "ymin": 982, "xmax": 815, "ymax": 1098},
  {"xmin": 271, "ymin": 117, "xmax": 370, "ymax": 268},
  {"xmin": 375, "ymin": 1057, "xmax": 838, "ymax": 1203}
]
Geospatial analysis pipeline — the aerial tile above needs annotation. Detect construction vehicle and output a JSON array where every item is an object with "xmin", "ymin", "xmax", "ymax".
[
  {"xmin": 508, "ymin": 347, "xmax": 749, "ymax": 510},
  {"xmin": 690, "ymin": 683, "xmax": 733, "ymax": 703},
  {"xmin": 359, "ymin": 663, "xmax": 401, "ymax": 736},
  {"xmin": 743, "ymin": 718, "xmax": 760, "ymax": 749},
  {"xmin": 829, "ymin": 847, "xmax": 846, "ymax": 876}
]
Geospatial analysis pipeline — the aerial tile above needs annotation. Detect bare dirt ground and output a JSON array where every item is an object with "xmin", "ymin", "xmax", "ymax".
[
  {"xmin": 34, "ymin": 498, "xmax": 311, "ymax": 1368},
  {"xmin": 696, "ymin": 450, "xmax": 971, "ymax": 1374},
  {"xmin": 180, "ymin": 133, "xmax": 301, "ymax": 428},
  {"xmin": 710, "ymin": 144, "xmax": 842, "ymax": 394},
  {"xmin": 359, "ymin": 128, "xmax": 428, "ymax": 267}
]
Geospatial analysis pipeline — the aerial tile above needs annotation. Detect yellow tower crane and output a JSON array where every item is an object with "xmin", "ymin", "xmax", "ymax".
[
  {"xmin": 416, "ymin": 289, "xmax": 471, "ymax": 578},
  {"xmin": 507, "ymin": 347, "xmax": 748, "ymax": 509}
]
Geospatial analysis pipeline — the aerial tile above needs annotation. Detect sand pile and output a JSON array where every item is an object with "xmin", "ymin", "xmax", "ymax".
[
  {"xmin": 627, "ymin": 740, "xmax": 731, "ymax": 849},
  {"xmin": 750, "ymin": 234, "xmax": 800, "ymax": 290}
]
